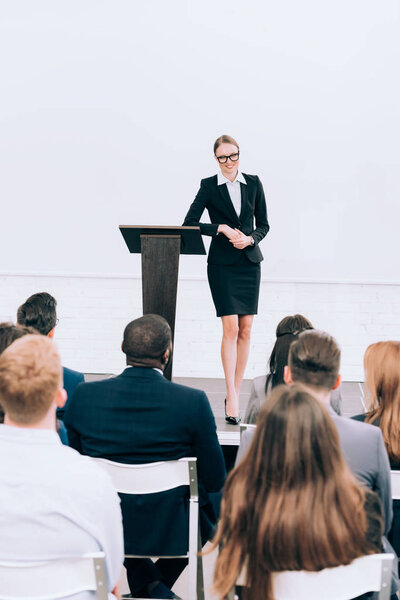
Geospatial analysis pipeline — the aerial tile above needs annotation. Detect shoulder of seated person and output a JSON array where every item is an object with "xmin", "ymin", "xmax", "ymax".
[
  {"xmin": 63, "ymin": 366, "xmax": 84, "ymax": 378},
  {"xmin": 335, "ymin": 414, "xmax": 381, "ymax": 435}
]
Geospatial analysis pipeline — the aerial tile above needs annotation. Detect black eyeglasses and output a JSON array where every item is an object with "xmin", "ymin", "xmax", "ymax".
[{"xmin": 215, "ymin": 152, "xmax": 240, "ymax": 164}]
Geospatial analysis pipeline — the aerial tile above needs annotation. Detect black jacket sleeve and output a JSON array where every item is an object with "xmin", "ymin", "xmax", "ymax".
[
  {"xmin": 183, "ymin": 179, "xmax": 219, "ymax": 237},
  {"xmin": 251, "ymin": 176, "xmax": 270, "ymax": 246}
]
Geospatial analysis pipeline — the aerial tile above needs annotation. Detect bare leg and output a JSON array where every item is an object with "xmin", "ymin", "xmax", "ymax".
[
  {"xmin": 234, "ymin": 315, "xmax": 254, "ymax": 398},
  {"xmin": 220, "ymin": 315, "xmax": 239, "ymax": 417}
]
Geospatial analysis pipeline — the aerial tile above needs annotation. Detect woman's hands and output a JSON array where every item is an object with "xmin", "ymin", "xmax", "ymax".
[{"xmin": 217, "ymin": 225, "xmax": 253, "ymax": 249}]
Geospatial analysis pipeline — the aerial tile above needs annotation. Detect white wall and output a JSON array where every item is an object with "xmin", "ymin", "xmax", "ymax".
[
  {"xmin": 1, "ymin": 273, "xmax": 399, "ymax": 381},
  {"xmin": 0, "ymin": 0, "xmax": 399, "ymax": 283},
  {"xmin": 1, "ymin": 2, "xmax": 399, "ymax": 380}
]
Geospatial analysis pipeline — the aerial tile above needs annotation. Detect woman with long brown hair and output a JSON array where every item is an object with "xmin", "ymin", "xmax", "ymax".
[
  {"xmin": 353, "ymin": 341, "xmax": 400, "ymax": 559},
  {"xmin": 212, "ymin": 385, "xmax": 383, "ymax": 600}
]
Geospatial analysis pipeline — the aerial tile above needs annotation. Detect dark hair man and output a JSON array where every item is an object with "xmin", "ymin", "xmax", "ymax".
[
  {"xmin": 0, "ymin": 322, "xmax": 69, "ymax": 444},
  {"xmin": 238, "ymin": 330, "xmax": 392, "ymax": 535},
  {"xmin": 0, "ymin": 323, "xmax": 37, "ymax": 424},
  {"xmin": 64, "ymin": 314, "xmax": 226, "ymax": 600},
  {"xmin": 0, "ymin": 335, "xmax": 124, "ymax": 599},
  {"xmin": 237, "ymin": 329, "xmax": 399, "ymax": 595},
  {"xmin": 17, "ymin": 292, "xmax": 84, "ymax": 418},
  {"xmin": 0, "ymin": 322, "xmax": 36, "ymax": 355}
]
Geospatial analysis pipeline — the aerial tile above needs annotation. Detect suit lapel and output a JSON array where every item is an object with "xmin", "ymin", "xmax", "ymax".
[
  {"xmin": 239, "ymin": 181, "xmax": 248, "ymax": 223},
  {"xmin": 217, "ymin": 183, "xmax": 240, "ymax": 225}
]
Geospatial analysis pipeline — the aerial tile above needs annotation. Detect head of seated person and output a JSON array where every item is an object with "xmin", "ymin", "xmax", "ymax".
[
  {"xmin": 0, "ymin": 323, "xmax": 38, "ymax": 423},
  {"xmin": 212, "ymin": 384, "xmax": 383, "ymax": 599},
  {"xmin": 17, "ymin": 292, "xmax": 58, "ymax": 338},
  {"xmin": 363, "ymin": 341, "xmax": 400, "ymax": 465},
  {"xmin": 0, "ymin": 335, "xmax": 66, "ymax": 429},
  {"xmin": 265, "ymin": 314, "xmax": 313, "ymax": 393},
  {"xmin": 284, "ymin": 329, "xmax": 341, "ymax": 404},
  {"xmin": 122, "ymin": 313, "xmax": 172, "ymax": 371}
]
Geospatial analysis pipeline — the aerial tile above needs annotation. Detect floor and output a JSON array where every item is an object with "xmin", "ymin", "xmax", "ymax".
[
  {"xmin": 115, "ymin": 376, "xmax": 367, "ymax": 599},
  {"xmin": 173, "ymin": 377, "xmax": 366, "ymax": 421}
]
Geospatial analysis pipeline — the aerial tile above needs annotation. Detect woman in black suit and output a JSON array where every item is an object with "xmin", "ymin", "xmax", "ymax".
[{"xmin": 183, "ymin": 135, "xmax": 269, "ymax": 423}]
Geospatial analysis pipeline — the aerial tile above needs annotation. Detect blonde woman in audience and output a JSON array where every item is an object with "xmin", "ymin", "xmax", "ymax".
[
  {"xmin": 353, "ymin": 341, "xmax": 400, "ymax": 561},
  {"xmin": 212, "ymin": 385, "xmax": 383, "ymax": 600}
]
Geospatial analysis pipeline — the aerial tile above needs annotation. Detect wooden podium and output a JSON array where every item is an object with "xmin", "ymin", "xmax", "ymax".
[{"xmin": 119, "ymin": 226, "xmax": 206, "ymax": 379}]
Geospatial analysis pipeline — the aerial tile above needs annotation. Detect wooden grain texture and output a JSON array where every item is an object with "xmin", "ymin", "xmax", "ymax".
[{"xmin": 141, "ymin": 234, "xmax": 181, "ymax": 380}]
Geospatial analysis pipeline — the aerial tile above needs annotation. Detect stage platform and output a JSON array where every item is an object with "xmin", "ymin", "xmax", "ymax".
[{"xmin": 173, "ymin": 377, "xmax": 366, "ymax": 446}]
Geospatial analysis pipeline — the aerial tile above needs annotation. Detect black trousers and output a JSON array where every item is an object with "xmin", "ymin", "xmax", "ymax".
[
  {"xmin": 124, "ymin": 556, "xmax": 188, "ymax": 595},
  {"xmin": 124, "ymin": 493, "xmax": 221, "ymax": 595}
]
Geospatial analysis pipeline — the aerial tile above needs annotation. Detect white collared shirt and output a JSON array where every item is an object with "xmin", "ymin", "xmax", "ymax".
[
  {"xmin": 217, "ymin": 171, "xmax": 247, "ymax": 216},
  {"xmin": 0, "ymin": 424, "xmax": 124, "ymax": 600}
]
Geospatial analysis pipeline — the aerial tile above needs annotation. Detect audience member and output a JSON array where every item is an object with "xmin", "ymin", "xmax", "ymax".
[
  {"xmin": 1, "ymin": 323, "xmax": 30, "ymax": 422},
  {"xmin": 0, "ymin": 322, "xmax": 35, "ymax": 355},
  {"xmin": 243, "ymin": 314, "xmax": 342, "ymax": 423},
  {"xmin": 64, "ymin": 314, "xmax": 226, "ymax": 600},
  {"xmin": 237, "ymin": 330, "xmax": 392, "ymax": 535},
  {"xmin": 17, "ymin": 292, "xmax": 84, "ymax": 418},
  {"xmin": 353, "ymin": 341, "xmax": 400, "ymax": 560},
  {"xmin": 0, "ymin": 322, "xmax": 68, "ymax": 444},
  {"xmin": 213, "ymin": 385, "xmax": 383, "ymax": 600},
  {"xmin": 0, "ymin": 335, "xmax": 124, "ymax": 599}
]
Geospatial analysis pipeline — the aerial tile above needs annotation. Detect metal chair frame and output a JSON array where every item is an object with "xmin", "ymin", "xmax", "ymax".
[
  {"xmin": 91, "ymin": 457, "xmax": 204, "ymax": 600},
  {"xmin": 390, "ymin": 470, "xmax": 400, "ymax": 500},
  {"xmin": 0, "ymin": 552, "xmax": 108, "ymax": 600}
]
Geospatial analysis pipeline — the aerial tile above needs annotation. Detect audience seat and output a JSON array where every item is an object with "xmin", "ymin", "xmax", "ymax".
[
  {"xmin": 230, "ymin": 553, "xmax": 394, "ymax": 600},
  {"xmin": 91, "ymin": 457, "xmax": 204, "ymax": 600},
  {"xmin": 0, "ymin": 552, "xmax": 108, "ymax": 600}
]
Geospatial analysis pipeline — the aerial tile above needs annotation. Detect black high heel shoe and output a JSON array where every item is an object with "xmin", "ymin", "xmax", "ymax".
[{"xmin": 225, "ymin": 398, "xmax": 241, "ymax": 425}]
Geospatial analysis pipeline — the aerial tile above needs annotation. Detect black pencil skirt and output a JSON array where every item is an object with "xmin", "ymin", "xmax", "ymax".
[{"xmin": 207, "ymin": 253, "xmax": 261, "ymax": 317}]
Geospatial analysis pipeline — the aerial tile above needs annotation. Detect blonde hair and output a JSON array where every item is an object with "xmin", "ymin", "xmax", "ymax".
[
  {"xmin": 213, "ymin": 134, "xmax": 239, "ymax": 154},
  {"xmin": 0, "ymin": 335, "xmax": 61, "ymax": 425},
  {"xmin": 364, "ymin": 341, "xmax": 400, "ymax": 462}
]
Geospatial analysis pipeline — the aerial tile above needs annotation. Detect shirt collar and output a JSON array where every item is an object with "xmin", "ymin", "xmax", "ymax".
[
  {"xmin": 0, "ymin": 424, "xmax": 61, "ymax": 445},
  {"xmin": 124, "ymin": 366, "xmax": 164, "ymax": 376},
  {"xmin": 217, "ymin": 171, "xmax": 247, "ymax": 186}
]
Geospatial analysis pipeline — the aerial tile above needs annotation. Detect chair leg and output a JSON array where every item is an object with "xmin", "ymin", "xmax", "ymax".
[
  {"xmin": 197, "ymin": 527, "xmax": 205, "ymax": 600},
  {"xmin": 188, "ymin": 502, "xmax": 199, "ymax": 600}
]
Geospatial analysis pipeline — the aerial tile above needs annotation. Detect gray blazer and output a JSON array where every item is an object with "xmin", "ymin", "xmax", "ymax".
[
  {"xmin": 237, "ymin": 405, "xmax": 392, "ymax": 536},
  {"xmin": 243, "ymin": 375, "xmax": 343, "ymax": 425}
]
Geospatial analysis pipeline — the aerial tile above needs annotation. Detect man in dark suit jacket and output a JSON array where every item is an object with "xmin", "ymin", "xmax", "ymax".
[
  {"xmin": 64, "ymin": 314, "xmax": 226, "ymax": 599},
  {"xmin": 16, "ymin": 292, "xmax": 84, "ymax": 422}
]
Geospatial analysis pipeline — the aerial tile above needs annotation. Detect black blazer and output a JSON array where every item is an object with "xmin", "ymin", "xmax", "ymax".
[
  {"xmin": 183, "ymin": 173, "xmax": 269, "ymax": 265},
  {"xmin": 57, "ymin": 365, "xmax": 85, "ymax": 420},
  {"xmin": 64, "ymin": 367, "xmax": 226, "ymax": 555}
]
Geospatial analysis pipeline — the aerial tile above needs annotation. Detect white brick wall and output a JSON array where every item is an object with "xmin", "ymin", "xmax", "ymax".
[{"xmin": 1, "ymin": 273, "xmax": 399, "ymax": 381}]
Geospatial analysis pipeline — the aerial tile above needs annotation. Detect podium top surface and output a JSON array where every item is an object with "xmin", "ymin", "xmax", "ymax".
[{"xmin": 119, "ymin": 225, "xmax": 206, "ymax": 255}]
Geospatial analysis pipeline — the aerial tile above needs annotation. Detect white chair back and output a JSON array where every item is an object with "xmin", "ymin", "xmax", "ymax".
[
  {"xmin": 90, "ymin": 456, "xmax": 197, "ymax": 495},
  {"xmin": 0, "ymin": 552, "xmax": 108, "ymax": 600},
  {"xmin": 231, "ymin": 553, "xmax": 394, "ymax": 600},
  {"xmin": 239, "ymin": 423, "xmax": 256, "ymax": 442},
  {"xmin": 91, "ymin": 457, "xmax": 202, "ymax": 600},
  {"xmin": 390, "ymin": 470, "xmax": 400, "ymax": 499}
]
